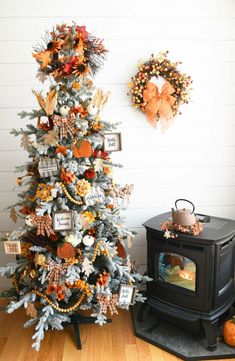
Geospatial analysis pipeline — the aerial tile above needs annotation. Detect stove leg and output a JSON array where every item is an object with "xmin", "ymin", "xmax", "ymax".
[{"xmin": 201, "ymin": 318, "xmax": 219, "ymax": 351}]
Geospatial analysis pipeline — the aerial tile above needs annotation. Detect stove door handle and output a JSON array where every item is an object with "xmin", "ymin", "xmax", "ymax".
[{"xmin": 220, "ymin": 239, "xmax": 233, "ymax": 250}]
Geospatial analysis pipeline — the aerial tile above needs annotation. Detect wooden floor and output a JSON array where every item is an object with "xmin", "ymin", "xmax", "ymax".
[{"xmin": 0, "ymin": 306, "xmax": 233, "ymax": 361}]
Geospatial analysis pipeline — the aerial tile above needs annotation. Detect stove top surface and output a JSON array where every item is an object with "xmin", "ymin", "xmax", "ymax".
[{"xmin": 144, "ymin": 212, "xmax": 235, "ymax": 244}]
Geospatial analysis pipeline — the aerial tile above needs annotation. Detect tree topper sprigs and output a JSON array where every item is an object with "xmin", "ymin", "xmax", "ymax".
[
  {"xmin": 128, "ymin": 51, "xmax": 193, "ymax": 132},
  {"xmin": 32, "ymin": 23, "xmax": 107, "ymax": 83}
]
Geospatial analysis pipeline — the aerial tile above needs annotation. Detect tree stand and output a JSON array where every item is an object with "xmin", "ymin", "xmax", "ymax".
[{"xmin": 70, "ymin": 313, "xmax": 112, "ymax": 349}]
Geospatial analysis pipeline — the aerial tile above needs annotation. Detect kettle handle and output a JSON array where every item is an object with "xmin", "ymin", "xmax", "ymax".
[{"xmin": 175, "ymin": 199, "xmax": 195, "ymax": 214}]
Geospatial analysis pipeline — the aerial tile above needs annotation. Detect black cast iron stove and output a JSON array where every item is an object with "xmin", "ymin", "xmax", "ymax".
[{"xmin": 144, "ymin": 212, "xmax": 235, "ymax": 351}]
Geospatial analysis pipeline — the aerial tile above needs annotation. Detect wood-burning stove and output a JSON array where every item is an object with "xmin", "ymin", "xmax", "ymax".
[{"xmin": 144, "ymin": 212, "xmax": 235, "ymax": 350}]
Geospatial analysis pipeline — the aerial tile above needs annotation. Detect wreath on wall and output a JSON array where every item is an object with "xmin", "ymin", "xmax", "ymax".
[{"xmin": 128, "ymin": 51, "xmax": 193, "ymax": 132}]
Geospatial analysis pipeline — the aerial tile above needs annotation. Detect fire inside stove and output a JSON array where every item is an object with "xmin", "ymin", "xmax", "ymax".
[{"xmin": 158, "ymin": 252, "xmax": 196, "ymax": 291}]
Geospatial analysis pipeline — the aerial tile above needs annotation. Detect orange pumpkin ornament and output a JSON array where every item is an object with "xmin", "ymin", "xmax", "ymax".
[
  {"xmin": 57, "ymin": 242, "xmax": 76, "ymax": 259},
  {"xmin": 223, "ymin": 316, "xmax": 235, "ymax": 346},
  {"xmin": 73, "ymin": 140, "xmax": 93, "ymax": 158},
  {"xmin": 115, "ymin": 240, "xmax": 127, "ymax": 259}
]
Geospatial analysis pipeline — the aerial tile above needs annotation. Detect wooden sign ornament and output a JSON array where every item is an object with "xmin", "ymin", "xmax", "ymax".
[
  {"xmin": 4, "ymin": 240, "xmax": 21, "ymax": 255},
  {"xmin": 38, "ymin": 158, "xmax": 59, "ymax": 177},
  {"xmin": 53, "ymin": 210, "xmax": 73, "ymax": 232},
  {"xmin": 103, "ymin": 133, "xmax": 122, "ymax": 152},
  {"xmin": 118, "ymin": 284, "xmax": 137, "ymax": 305}
]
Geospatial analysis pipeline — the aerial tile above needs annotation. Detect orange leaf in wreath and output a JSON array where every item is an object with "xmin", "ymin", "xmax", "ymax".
[
  {"xmin": 74, "ymin": 140, "xmax": 93, "ymax": 158},
  {"xmin": 57, "ymin": 242, "xmax": 75, "ymax": 259}
]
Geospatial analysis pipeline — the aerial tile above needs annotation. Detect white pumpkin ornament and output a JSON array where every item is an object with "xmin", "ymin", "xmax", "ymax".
[
  {"xmin": 59, "ymin": 104, "xmax": 70, "ymax": 117},
  {"xmin": 25, "ymin": 215, "xmax": 34, "ymax": 227},
  {"xmin": 82, "ymin": 235, "xmax": 95, "ymax": 247},
  {"xmin": 87, "ymin": 102, "xmax": 98, "ymax": 116}
]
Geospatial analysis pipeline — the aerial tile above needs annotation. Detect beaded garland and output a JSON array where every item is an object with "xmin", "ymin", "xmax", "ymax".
[
  {"xmin": 32, "ymin": 290, "xmax": 85, "ymax": 313},
  {"xmin": 13, "ymin": 272, "xmax": 85, "ymax": 313},
  {"xmin": 60, "ymin": 182, "xmax": 83, "ymax": 205},
  {"xmin": 13, "ymin": 273, "xmax": 20, "ymax": 294},
  {"xmin": 91, "ymin": 241, "xmax": 110, "ymax": 263}
]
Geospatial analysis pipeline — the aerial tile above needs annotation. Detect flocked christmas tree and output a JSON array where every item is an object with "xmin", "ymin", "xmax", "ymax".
[{"xmin": 0, "ymin": 23, "xmax": 149, "ymax": 350}]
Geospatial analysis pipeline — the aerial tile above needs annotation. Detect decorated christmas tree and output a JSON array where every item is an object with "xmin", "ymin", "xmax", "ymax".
[{"xmin": 0, "ymin": 23, "xmax": 149, "ymax": 351}]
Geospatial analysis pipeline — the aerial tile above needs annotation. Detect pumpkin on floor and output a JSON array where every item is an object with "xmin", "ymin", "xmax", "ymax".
[{"xmin": 223, "ymin": 316, "xmax": 235, "ymax": 346}]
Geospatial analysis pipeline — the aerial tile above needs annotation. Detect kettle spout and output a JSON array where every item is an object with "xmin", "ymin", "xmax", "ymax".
[{"xmin": 171, "ymin": 207, "xmax": 175, "ymax": 216}]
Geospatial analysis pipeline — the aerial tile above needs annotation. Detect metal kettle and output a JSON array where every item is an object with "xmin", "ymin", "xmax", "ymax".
[{"xmin": 171, "ymin": 199, "xmax": 197, "ymax": 226}]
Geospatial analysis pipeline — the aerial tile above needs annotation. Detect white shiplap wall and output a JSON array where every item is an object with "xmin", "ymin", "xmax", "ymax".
[{"xmin": 0, "ymin": 0, "xmax": 235, "ymax": 285}]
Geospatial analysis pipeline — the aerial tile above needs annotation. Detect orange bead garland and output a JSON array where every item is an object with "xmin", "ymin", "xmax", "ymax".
[
  {"xmin": 31, "ymin": 289, "xmax": 85, "ymax": 313},
  {"xmin": 60, "ymin": 182, "xmax": 83, "ymax": 205},
  {"xmin": 13, "ymin": 272, "xmax": 85, "ymax": 313}
]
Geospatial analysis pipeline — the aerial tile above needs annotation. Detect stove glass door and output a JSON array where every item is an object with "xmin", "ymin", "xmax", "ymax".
[{"xmin": 158, "ymin": 252, "xmax": 196, "ymax": 291}]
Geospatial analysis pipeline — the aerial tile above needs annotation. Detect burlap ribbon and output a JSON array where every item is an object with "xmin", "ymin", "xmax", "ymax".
[
  {"xmin": 97, "ymin": 294, "xmax": 119, "ymax": 315},
  {"xmin": 53, "ymin": 113, "xmax": 75, "ymax": 139},
  {"xmin": 31, "ymin": 214, "xmax": 55, "ymax": 237},
  {"xmin": 45, "ymin": 259, "xmax": 68, "ymax": 283},
  {"xmin": 143, "ymin": 81, "xmax": 175, "ymax": 128}
]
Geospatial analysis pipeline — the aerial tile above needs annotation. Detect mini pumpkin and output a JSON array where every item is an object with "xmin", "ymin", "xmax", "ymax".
[
  {"xmin": 73, "ymin": 140, "xmax": 92, "ymax": 158},
  {"xmin": 57, "ymin": 242, "xmax": 75, "ymax": 259},
  {"xmin": 83, "ymin": 235, "xmax": 95, "ymax": 247},
  {"xmin": 223, "ymin": 316, "xmax": 235, "ymax": 346}
]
